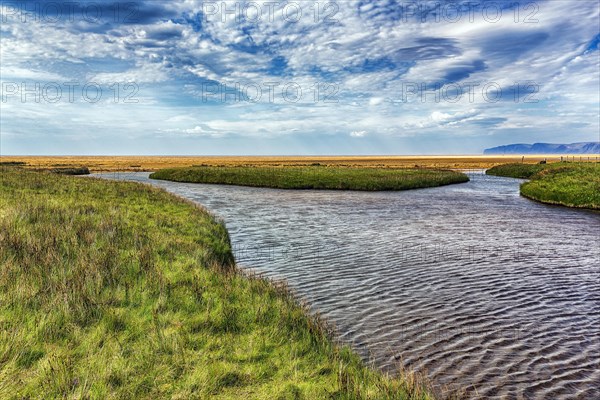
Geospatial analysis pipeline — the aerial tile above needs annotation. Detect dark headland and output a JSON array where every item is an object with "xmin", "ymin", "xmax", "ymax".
[{"xmin": 484, "ymin": 142, "xmax": 600, "ymax": 155}]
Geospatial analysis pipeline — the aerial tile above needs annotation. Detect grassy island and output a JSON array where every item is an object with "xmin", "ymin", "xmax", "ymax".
[
  {"xmin": 486, "ymin": 162, "xmax": 600, "ymax": 209},
  {"xmin": 150, "ymin": 166, "xmax": 469, "ymax": 191},
  {"xmin": 0, "ymin": 168, "xmax": 435, "ymax": 399}
]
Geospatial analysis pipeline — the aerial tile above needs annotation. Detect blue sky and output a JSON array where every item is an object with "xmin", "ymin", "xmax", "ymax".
[{"xmin": 0, "ymin": 0, "xmax": 598, "ymax": 155}]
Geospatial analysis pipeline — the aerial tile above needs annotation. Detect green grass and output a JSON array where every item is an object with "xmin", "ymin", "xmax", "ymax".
[
  {"xmin": 150, "ymin": 166, "xmax": 469, "ymax": 191},
  {"xmin": 486, "ymin": 163, "xmax": 600, "ymax": 209},
  {"xmin": 0, "ymin": 168, "xmax": 438, "ymax": 399},
  {"xmin": 485, "ymin": 163, "xmax": 548, "ymax": 179}
]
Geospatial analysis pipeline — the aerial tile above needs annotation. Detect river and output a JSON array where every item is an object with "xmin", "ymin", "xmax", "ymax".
[{"xmin": 95, "ymin": 171, "xmax": 600, "ymax": 399}]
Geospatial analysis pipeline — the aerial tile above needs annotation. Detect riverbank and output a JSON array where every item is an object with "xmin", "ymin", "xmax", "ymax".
[
  {"xmin": 486, "ymin": 163, "xmax": 600, "ymax": 209},
  {"xmin": 0, "ymin": 168, "xmax": 436, "ymax": 399},
  {"xmin": 150, "ymin": 166, "xmax": 469, "ymax": 191}
]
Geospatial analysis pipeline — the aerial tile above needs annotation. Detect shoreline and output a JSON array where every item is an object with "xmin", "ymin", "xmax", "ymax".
[
  {"xmin": 485, "ymin": 163, "xmax": 600, "ymax": 210},
  {"xmin": 0, "ymin": 168, "xmax": 440, "ymax": 399},
  {"xmin": 94, "ymin": 172, "xmax": 457, "ymax": 396},
  {"xmin": 519, "ymin": 191, "xmax": 600, "ymax": 212}
]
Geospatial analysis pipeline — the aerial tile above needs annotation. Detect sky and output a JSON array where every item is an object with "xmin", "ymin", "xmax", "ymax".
[{"xmin": 0, "ymin": 0, "xmax": 599, "ymax": 155}]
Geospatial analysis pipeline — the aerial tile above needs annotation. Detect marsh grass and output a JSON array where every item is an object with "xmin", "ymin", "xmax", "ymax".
[
  {"xmin": 485, "ymin": 163, "xmax": 547, "ymax": 179},
  {"xmin": 486, "ymin": 162, "xmax": 600, "ymax": 209},
  {"xmin": 0, "ymin": 168, "xmax": 442, "ymax": 399},
  {"xmin": 150, "ymin": 166, "xmax": 469, "ymax": 191},
  {"xmin": 50, "ymin": 167, "xmax": 91, "ymax": 175},
  {"xmin": 2, "ymin": 155, "xmax": 590, "ymax": 172}
]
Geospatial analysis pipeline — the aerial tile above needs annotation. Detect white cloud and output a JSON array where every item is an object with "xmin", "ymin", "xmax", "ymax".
[{"xmin": 430, "ymin": 109, "xmax": 479, "ymax": 125}]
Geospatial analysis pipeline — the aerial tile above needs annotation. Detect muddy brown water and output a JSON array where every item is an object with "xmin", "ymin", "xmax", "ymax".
[{"xmin": 96, "ymin": 171, "xmax": 600, "ymax": 399}]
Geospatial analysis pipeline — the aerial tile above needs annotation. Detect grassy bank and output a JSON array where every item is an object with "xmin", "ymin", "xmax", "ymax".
[
  {"xmin": 486, "ymin": 163, "xmax": 600, "ymax": 209},
  {"xmin": 150, "ymin": 166, "xmax": 469, "ymax": 191},
  {"xmin": 485, "ymin": 163, "xmax": 547, "ymax": 179},
  {"xmin": 0, "ymin": 168, "xmax": 436, "ymax": 399}
]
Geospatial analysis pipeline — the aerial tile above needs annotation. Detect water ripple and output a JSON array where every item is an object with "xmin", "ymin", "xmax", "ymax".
[{"xmin": 97, "ymin": 171, "xmax": 600, "ymax": 399}]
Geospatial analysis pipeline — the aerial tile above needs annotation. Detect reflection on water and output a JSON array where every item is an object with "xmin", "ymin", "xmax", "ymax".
[{"xmin": 96, "ymin": 171, "xmax": 600, "ymax": 399}]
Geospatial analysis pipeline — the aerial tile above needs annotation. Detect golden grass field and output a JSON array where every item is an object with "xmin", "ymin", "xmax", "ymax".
[{"xmin": 2, "ymin": 155, "xmax": 599, "ymax": 172}]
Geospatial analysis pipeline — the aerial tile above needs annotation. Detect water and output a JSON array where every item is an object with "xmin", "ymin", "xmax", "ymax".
[{"xmin": 96, "ymin": 171, "xmax": 600, "ymax": 399}]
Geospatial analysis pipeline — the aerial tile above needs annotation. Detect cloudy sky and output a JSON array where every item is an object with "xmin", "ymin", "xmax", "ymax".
[{"xmin": 1, "ymin": 0, "xmax": 598, "ymax": 155}]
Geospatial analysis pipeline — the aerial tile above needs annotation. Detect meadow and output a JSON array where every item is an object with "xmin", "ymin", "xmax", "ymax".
[
  {"xmin": 149, "ymin": 166, "xmax": 469, "ymax": 191},
  {"xmin": 0, "ymin": 168, "xmax": 437, "ymax": 399},
  {"xmin": 486, "ymin": 162, "xmax": 600, "ymax": 209},
  {"xmin": 3, "ymin": 155, "xmax": 596, "ymax": 172}
]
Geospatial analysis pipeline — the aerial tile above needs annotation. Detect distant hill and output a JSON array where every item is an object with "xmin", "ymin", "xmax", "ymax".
[{"xmin": 484, "ymin": 142, "xmax": 600, "ymax": 155}]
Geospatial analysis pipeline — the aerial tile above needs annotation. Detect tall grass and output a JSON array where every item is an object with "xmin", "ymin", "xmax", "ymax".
[
  {"xmin": 150, "ymin": 166, "xmax": 469, "ymax": 191},
  {"xmin": 486, "ymin": 162, "xmax": 600, "ymax": 209},
  {"xmin": 0, "ymin": 168, "xmax": 441, "ymax": 399}
]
